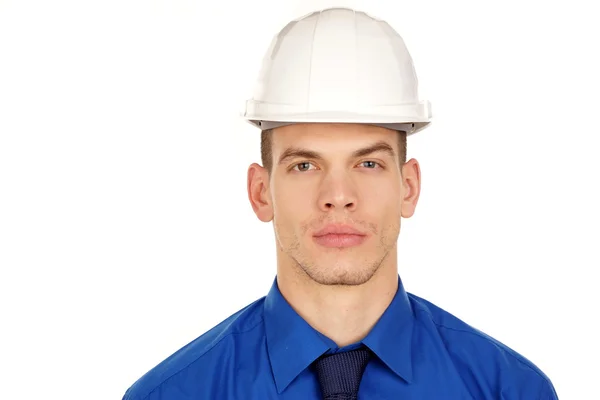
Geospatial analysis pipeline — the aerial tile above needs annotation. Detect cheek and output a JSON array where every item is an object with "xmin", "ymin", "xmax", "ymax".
[
  {"xmin": 362, "ymin": 179, "xmax": 402, "ymax": 205},
  {"xmin": 361, "ymin": 184, "xmax": 403, "ymax": 228},
  {"xmin": 272, "ymin": 182, "xmax": 315, "ymax": 221}
]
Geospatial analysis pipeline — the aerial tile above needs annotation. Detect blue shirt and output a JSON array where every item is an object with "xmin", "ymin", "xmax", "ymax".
[{"xmin": 122, "ymin": 276, "xmax": 558, "ymax": 399}]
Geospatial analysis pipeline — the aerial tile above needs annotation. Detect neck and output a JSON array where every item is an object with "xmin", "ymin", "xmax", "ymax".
[{"xmin": 276, "ymin": 254, "xmax": 398, "ymax": 347}]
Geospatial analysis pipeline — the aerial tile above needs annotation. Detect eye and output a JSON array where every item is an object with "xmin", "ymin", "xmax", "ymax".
[
  {"xmin": 358, "ymin": 161, "xmax": 382, "ymax": 169},
  {"xmin": 292, "ymin": 162, "xmax": 316, "ymax": 172}
]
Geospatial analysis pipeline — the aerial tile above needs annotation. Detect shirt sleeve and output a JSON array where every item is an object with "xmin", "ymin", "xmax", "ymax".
[
  {"xmin": 538, "ymin": 379, "xmax": 559, "ymax": 400},
  {"xmin": 122, "ymin": 387, "xmax": 137, "ymax": 400}
]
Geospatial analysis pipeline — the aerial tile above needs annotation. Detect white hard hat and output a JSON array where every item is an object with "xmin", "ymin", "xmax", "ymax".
[{"xmin": 242, "ymin": 7, "xmax": 432, "ymax": 135}]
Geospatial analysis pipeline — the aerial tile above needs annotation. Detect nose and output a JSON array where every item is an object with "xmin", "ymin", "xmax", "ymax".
[{"xmin": 318, "ymin": 171, "xmax": 358, "ymax": 212}]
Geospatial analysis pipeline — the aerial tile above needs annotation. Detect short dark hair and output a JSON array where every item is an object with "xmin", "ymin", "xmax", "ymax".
[{"xmin": 260, "ymin": 128, "xmax": 407, "ymax": 173}]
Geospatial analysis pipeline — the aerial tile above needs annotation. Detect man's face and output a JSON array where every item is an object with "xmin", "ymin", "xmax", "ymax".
[{"xmin": 250, "ymin": 123, "xmax": 420, "ymax": 286}]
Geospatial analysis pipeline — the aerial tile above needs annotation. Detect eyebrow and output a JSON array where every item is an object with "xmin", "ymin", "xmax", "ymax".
[{"xmin": 277, "ymin": 141, "xmax": 397, "ymax": 165}]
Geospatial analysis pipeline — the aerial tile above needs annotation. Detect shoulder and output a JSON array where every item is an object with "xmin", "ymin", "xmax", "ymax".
[
  {"xmin": 122, "ymin": 297, "xmax": 266, "ymax": 400},
  {"xmin": 408, "ymin": 293, "xmax": 557, "ymax": 399}
]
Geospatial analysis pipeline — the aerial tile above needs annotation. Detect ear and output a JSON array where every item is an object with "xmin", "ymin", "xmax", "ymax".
[
  {"xmin": 247, "ymin": 163, "xmax": 274, "ymax": 222},
  {"xmin": 400, "ymin": 158, "xmax": 421, "ymax": 218}
]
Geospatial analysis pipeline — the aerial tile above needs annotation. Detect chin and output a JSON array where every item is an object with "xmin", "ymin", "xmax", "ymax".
[
  {"xmin": 304, "ymin": 263, "xmax": 379, "ymax": 286},
  {"xmin": 285, "ymin": 238, "xmax": 392, "ymax": 286}
]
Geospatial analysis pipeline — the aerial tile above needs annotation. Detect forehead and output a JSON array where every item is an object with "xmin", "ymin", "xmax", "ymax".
[{"xmin": 271, "ymin": 123, "xmax": 398, "ymax": 149}]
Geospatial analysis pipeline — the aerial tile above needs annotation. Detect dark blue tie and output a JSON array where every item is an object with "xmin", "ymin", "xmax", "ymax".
[{"xmin": 314, "ymin": 347, "xmax": 373, "ymax": 399}]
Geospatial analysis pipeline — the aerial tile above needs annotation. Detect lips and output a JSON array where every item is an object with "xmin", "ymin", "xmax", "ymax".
[
  {"xmin": 313, "ymin": 224, "xmax": 367, "ymax": 248},
  {"xmin": 313, "ymin": 224, "xmax": 366, "ymax": 237}
]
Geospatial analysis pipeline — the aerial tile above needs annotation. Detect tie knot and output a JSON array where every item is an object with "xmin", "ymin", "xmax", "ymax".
[{"xmin": 314, "ymin": 347, "xmax": 373, "ymax": 399}]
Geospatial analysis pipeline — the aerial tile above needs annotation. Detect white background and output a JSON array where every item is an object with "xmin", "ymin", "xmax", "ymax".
[{"xmin": 1, "ymin": 0, "xmax": 598, "ymax": 398}]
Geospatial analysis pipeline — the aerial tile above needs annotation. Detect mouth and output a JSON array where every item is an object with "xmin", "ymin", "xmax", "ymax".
[{"xmin": 312, "ymin": 233, "xmax": 367, "ymax": 248}]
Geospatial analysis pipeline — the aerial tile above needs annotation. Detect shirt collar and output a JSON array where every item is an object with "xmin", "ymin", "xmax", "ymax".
[
  {"xmin": 263, "ymin": 275, "xmax": 414, "ymax": 393},
  {"xmin": 361, "ymin": 276, "xmax": 414, "ymax": 384},
  {"xmin": 263, "ymin": 278, "xmax": 330, "ymax": 393}
]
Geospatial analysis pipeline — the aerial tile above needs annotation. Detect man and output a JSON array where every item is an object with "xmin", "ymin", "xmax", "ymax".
[{"xmin": 122, "ymin": 7, "xmax": 558, "ymax": 399}]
